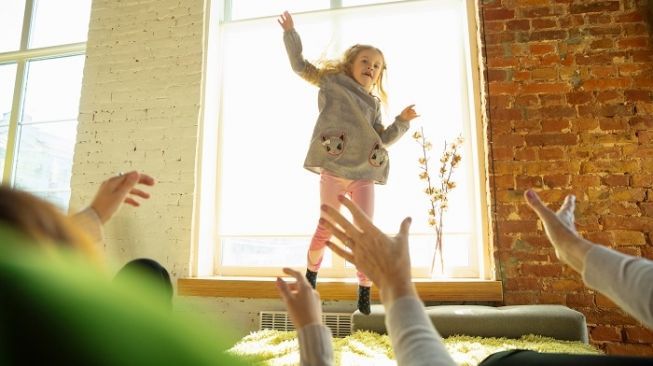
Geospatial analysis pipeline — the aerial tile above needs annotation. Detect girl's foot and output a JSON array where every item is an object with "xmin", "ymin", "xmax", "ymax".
[
  {"xmin": 305, "ymin": 269, "xmax": 318, "ymax": 289},
  {"xmin": 358, "ymin": 285, "xmax": 371, "ymax": 315}
]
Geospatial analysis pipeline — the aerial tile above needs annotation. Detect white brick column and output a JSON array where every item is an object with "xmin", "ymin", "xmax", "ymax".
[{"xmin": 69, "ymin": 0, "xmax": 206, "ymax": 279}]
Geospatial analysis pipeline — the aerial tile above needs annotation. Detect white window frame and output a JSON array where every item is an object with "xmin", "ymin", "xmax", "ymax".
[{"xmin": 192, "ymin": 0, "xmax": 491, "ymax": 280}]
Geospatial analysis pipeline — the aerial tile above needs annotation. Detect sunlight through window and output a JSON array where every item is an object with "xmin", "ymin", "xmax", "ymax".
[{"xmin": 213, "ymin": 0, "xmax": 484, "ymax": 278}]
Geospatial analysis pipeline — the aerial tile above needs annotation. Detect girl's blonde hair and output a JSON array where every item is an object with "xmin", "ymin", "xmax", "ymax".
[
  {"xmin": 0, "ymin": 186, "xmax": 101, "ymax": 263},
  {"xmin": 304, "ymin": 44, "xmax": 388, "ymax": 106}
]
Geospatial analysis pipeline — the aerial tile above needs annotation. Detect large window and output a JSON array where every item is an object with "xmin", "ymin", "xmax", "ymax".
[
  {"xmin": 201, "ymin": 0, "xmax": 486, "ymax": 279},
  {"xmin": 0, "ymin": 0, "xmax": 92, "ymax": 210}
]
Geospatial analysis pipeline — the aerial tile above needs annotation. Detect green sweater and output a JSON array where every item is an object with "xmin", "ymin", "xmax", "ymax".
[{"xmin": 0, "ymin": 226, "xmax": 246, "ymax": 366}]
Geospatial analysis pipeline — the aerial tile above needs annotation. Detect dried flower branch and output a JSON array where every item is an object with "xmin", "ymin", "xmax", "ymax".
[{"xmin": 413, "ymin": 127, "xmax": 463, "ymax": 274}]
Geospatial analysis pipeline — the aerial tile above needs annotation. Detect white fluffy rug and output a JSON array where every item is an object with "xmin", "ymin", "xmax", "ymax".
[{"xmin": 229, "ymin": 329, "xmax": 602, "ymax": 366}]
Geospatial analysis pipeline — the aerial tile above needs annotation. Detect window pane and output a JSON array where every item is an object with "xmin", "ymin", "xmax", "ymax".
[
  {"xmin": 229, "ymin": 0, "xmax": 329, "ymax": 21},
  {"xmin": 221, "ymin": 236, "xmax": 332, "ymax": 267},
  {"xmin": 16, "ymin": 55, "xmax": 85, "ymax": 210},
  {"xmin": 219, "ymin": 1, "xmax": 468, "ymax": 235},
  {"xmin": 29, "ymin": 0, "xmax": 92, "ymax": 48},
  {"xmin": 221, "ymin": 237, "xmax": 306, "ymax": 267},
  {"xmin": 0, "ymin": 63, "xmax": 18, "ymax": 125},
  {"xmin": 13, "ymin": 121, "xmax": 78, "ymax": 211},
  {"xmin": 0, "ymin": 126, "xmax": 7, "ymax": 176},
  {"xmin": 0, "ymin": 1, "xmax": 26, "ymax": 52},
  {"xmin": 409, "ymin": 234, "xmax": 471, "ymax": 267},
  {"xmin": 217, "ymin": 0, "xmax": 478, "ymax": 275},
  {"xmin": 23, "ymin": 55, "xmax": 86, "ymax": 123},
  {"xmin": 219, "ymin": 17, "xmax": 327, "ymax": 236}
]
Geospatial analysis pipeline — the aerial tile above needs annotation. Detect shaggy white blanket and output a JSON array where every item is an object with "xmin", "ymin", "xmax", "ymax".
[{"xmin": 229, "ymin": 329, "xmax": 601, "ymax": 366}]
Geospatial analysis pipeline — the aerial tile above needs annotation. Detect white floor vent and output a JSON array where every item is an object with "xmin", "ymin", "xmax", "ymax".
[{"xmin": 259, "ymin": 311, "xmax": 352, "ymax": 338}]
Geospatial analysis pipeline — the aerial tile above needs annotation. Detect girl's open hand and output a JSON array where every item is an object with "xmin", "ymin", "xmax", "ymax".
[
  {"xmin": 277, "ymin": 11, "xmax": 294, "ymax": 31},
  {"xmin": 399, "ymin": 104, "xmax": 419, "ymax": 122}
]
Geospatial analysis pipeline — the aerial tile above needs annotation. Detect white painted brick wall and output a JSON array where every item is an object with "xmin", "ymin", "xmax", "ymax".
[{"xmin": 70, "ymin": 0, "xmax": 205, "ymax": 279}]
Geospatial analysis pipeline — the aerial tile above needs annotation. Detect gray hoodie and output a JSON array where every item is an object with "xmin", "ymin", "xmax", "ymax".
[{"xmin": 283, "ymin": 29, "xmax": 409, "ymax": 184}]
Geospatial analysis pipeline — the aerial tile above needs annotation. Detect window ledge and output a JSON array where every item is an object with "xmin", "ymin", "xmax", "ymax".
[{"xmin": 178, "ymin": 277, "xmax": 503, "ymax": 301}]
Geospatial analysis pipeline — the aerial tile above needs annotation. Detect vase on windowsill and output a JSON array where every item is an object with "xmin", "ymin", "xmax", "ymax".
[
  {"xmin": 413, "ymin": 128, "xmax": 463, "ymax": 281},
  {"xmin": 431, "ymin": 241, "xmax": 445, "ymax": 278}
]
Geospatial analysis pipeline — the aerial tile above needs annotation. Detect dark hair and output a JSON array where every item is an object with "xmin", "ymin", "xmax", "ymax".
[{"xmin": 114, "ymin": 258, "xmax": 173, "ymax": 308}]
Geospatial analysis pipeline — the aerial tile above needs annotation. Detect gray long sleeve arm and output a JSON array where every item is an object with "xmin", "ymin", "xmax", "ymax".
[
  {"xmin": 386, "ymin": 296, "xmax": 457, "ymax": 366},
  {"xmin": 297, "ymin": 323, "xmax": 334, "ymax": 366},
  {"xmin": 375, "ymin": 118, "xmax": 410, "ymax": 147},
  {"xmin": 283, "ymin": 29, "xmax": 320, "ymax": 85},
  {"xmin": 583, "ymin": 245, "xmax": 653, "ymax": 329}
]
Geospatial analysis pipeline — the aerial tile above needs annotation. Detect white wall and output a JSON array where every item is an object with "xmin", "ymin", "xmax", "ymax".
[
  {"xmin": 69, "ymin": 0, "xmax": 356, "ymax": 340},
  {"xmin": 70, "ymin": 0, "xmax": 203, "ymax": 278}
]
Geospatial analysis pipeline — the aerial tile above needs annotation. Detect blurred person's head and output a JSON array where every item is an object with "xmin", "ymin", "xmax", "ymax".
[
  {"xmin": 0, "ymin": 185, "xmax": 100, "ymax": 262},
  {"xmin": 114, "ymin": 258, "xmax": 174, "ymax": 309}
]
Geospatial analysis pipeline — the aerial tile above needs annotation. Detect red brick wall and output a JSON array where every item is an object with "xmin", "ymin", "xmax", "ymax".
[{"xmin": 480, "ymin": 0, "xmax": 653, "ymax": 355}]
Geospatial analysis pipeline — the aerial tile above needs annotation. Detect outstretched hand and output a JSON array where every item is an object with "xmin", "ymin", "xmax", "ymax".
[
  {"xmin": 277, "ymin": 11, "xmax": 294, "ymax": 32},
  {"xmin": 90, "ymin": 171, "xmax": 156, "ymax": 224},
  {"xmin": 276, "ymin": 267, "xmax": 323, "ymax": 329},
  {"xmin": 523, "ymin": 189, "xmax": 592, "ymax": 273},
  {"xmin": 398, "ymin": 104, "xmax": 419, "ymax": 123},
  {"xmin": 321, "ymin": 195, "xmax": 416, "ymax": 305}
]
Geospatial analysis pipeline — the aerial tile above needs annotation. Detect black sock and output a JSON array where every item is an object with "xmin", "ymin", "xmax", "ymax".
[
  {"xmin": 358, "ymin": 285, "xmax": 371, "ymax": 315},
  {"xmin": 305, "ymin": 269, "xmax": 318, "ymax": 289}
]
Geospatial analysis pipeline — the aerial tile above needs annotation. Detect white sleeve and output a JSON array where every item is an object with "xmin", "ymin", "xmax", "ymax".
[
  {"xmin": 297, "ymin": 323, "xmax": 334, "ymax": 366},
  {"xmin": 583, "ymin": 245, "xmax": 653, "ymax": 329},
  {"xmin": 386, "ymin": 296, "xmax": 457, "ymax": 366}
]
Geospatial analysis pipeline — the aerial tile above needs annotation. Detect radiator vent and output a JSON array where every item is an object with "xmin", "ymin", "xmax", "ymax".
[{"xmin": 259, "ymin": 311, "xmax": 352, "ymax": 338}]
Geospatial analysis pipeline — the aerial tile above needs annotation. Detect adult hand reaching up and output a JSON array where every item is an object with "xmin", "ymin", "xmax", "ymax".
[
  {"xmin": 276, "ymin": 267, "xmax": 323, "ymax": 329},
  {"xmin": 90, "ymin": 171, "xmax": 156, "ymax": 224},
  {"xmin": 320, "ymin": 195, "xmax": 416, "ymax": 307},
  {"xmin": 523, "ymin": 189, "xmax": 592, "ymax": 274}
]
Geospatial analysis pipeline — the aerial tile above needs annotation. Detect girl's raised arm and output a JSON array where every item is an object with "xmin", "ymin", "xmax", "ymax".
[{"xmin": 279, "ymin": 11, "xmax": 321, "ymax": 86}]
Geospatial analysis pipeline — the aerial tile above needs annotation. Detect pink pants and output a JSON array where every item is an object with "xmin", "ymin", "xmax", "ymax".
[{"xmin": 307, "ymin": 170, "xmax": 374, "ymax": 287}]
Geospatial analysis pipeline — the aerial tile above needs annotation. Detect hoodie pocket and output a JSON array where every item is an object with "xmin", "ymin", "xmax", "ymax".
[
  {"xmin": 321, "ymin": 132, "xmax": 346, "ymax": 156},
  {"xmin": 368, "ymin": 143, "xmax": 387, "ymax": 167}
]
